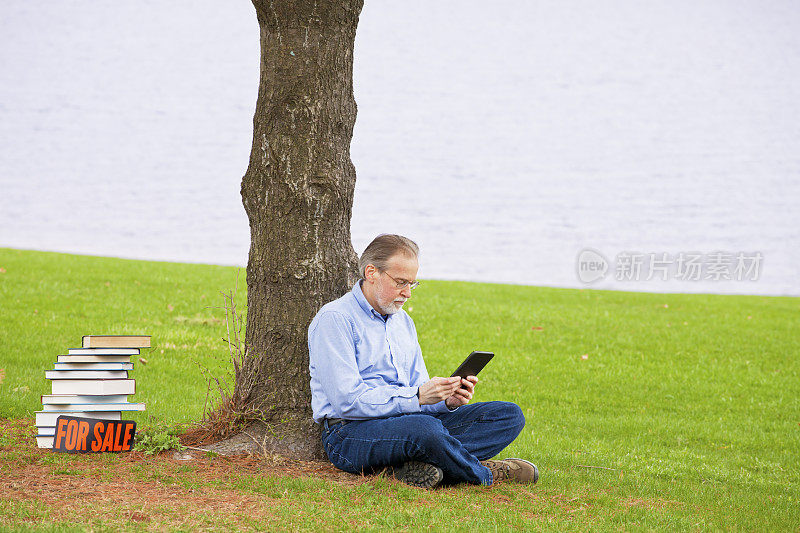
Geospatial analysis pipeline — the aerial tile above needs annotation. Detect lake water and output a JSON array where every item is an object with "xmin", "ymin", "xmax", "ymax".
[{"xmin": 1, "ymin": 1, "xmax": 798, "ymax": 296}]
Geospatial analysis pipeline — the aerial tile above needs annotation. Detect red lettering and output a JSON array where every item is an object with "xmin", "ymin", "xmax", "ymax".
[
  {"xmin": 113, "ymin": 422, "xmax": 123, "ymax": 451},
  {"xmin": 66, "ymin": 420, "xmax": 78, "ymax": 450},
  {"xmin": 76, "ymin": 421, "xmax": 90, "ymax": 451},
  {"xmin": 54, "ymin": 418, "xmax": 68, "ymax": 449},
  {"xmin": 91, "ymin": 422, "xmax": 104, "ymax": 452},
  {"xmin": 101, "ymin": 423, "xmax": 115, "ymax": 451},
  {"xmin": 121, "ymin": 424, "xmax": 133, "ymax": 451}
]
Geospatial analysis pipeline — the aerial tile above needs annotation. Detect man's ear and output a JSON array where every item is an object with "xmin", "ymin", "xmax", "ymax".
[{"xmin": 364, "ymin": 264, "xmax": 377, "ymax": 283}]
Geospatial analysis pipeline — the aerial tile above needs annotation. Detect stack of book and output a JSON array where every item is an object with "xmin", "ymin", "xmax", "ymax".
[{"xmin": 36, "ymin": 335, "xmax": 150, "ymax": 449}]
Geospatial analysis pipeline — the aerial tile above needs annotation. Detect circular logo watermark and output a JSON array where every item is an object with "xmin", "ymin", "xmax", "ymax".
[{"xmin": 576, "ymin": 248, "xmax": 609, "ymax": 283}]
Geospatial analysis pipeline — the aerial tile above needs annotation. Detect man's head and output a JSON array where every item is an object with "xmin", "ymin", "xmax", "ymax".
[{"xmin": 359, "ymin": 234, "xmax": 420, "ymax": 315}]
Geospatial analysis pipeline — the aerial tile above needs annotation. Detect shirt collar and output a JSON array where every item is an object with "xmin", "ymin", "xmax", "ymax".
[{"xmin": 352, "ymin": 280, "xmax": 387, "ymax": 320}]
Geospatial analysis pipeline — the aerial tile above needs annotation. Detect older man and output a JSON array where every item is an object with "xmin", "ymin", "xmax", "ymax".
[{"xmin": 308, "ymin": 234, "xmax": 538, "ymax": 488}]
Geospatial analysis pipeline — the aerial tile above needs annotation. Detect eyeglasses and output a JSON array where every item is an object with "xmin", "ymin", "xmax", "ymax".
[{"xmin": 382, "ymin": 271, "xmax": 420, "ymax": 290}]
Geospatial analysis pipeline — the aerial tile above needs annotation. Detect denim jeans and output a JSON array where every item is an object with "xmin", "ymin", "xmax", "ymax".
[{"xmin": 320, "ymin": 401, "xmax": 526, "ymax": 485}]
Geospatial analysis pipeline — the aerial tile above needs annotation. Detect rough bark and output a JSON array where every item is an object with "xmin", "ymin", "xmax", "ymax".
[{"xmin": 235, "ymin": 0, "xmax": 363, "ymax": 459}]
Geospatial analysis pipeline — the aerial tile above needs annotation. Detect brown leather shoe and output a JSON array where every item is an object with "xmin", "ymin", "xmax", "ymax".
[{"xmin": 481, "ymin": 458, "xmax": 539, "ymax": 485}]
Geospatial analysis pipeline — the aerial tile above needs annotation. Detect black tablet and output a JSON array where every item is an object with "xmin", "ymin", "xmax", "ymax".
[{"xmin": 451, "ymin": 351, "xmax": 494, "ymax": 383}]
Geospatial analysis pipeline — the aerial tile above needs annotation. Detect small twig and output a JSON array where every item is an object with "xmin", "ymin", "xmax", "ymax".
[
  {"xmin": 575, "ymin": 464, "xmax": 616, "ymax": 471},
  {"xmin": 242, "ymin": 430, "xmax": 265, "ymax": 455}
]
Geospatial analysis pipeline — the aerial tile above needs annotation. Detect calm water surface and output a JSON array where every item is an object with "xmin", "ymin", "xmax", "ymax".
[{"xmin": 1, "ymin": 1, "xmax": 798, "ymax": 295}]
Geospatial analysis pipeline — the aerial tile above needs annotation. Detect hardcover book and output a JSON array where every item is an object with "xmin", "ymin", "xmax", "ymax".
[
  {"xmin": 45, "ymin": 370, "xmax": 129, "ymax": 380},
  {"xmin": 68, "ymin": 348, "xmax": 140, "ymax": 355},
  {"xmin": 41, "ymin": 402, "xmax": 145, "ymax": 412},
  {"xmin": 82, "ymin": 336, "xmax": 151, "ymax": 349},
  {"xmin": 51, "ymin": 379, "xmax": 135, "ymax": 396},
  {"xmin": 58, "ymin": 354, "xmax": 133, "ymax": 363},
  {"xmin": 42, "ymin": 394, "xmax": 131, "ymax": 404},
  {"xmin": 53, "ymin": 362, "xmax": 134, "ymax": 371},
  {"xmin": 35, "ymin": 411, "xmax": 121, "ymax": 427}
]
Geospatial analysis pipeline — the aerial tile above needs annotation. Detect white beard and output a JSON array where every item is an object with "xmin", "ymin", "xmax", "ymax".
[{"xmin": 375, "ymin": 286, "xmax": 407, "ymax": 315}]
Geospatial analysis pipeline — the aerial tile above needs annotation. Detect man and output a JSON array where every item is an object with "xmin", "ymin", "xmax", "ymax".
[{"xmin": 308, "ymin": 234, "xmax": 538, "ymax": 488}]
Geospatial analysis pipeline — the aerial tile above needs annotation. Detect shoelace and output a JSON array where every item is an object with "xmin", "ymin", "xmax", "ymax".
[{"xmin": 485, "ymin": 461, "xmax": 512, "ymax": 482}]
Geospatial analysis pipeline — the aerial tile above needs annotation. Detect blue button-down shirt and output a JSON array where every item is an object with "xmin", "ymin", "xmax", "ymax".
[{"xmin": 308, "ymin": 281, "xmax": 451, "ymax": 423}]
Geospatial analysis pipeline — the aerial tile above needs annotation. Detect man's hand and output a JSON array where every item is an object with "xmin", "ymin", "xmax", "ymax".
[
  {"xmin": 444, "ymin": 376, "xmax": 478, "ymax": 409},
  {"xmin": 418, "ymin": 377, "xmax": 462, "ymax": 405}
]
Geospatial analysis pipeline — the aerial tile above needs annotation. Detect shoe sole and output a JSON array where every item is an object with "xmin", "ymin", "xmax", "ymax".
[
  {"xmin": 394, "ymin": 461, "xmax": 444, "ymax": 489},
  {"xmin": 503, "ymin": 457, "xmax": 539, "ymax": 484}
]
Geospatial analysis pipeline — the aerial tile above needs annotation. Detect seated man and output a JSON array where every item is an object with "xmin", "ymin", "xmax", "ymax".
[{"xmin": 308, "ymin": 234, "xmax": 538, "ymax": 488}]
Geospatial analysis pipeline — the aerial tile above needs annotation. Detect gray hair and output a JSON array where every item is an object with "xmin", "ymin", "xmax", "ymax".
[{"xmin": 358, "ymin": 234, "xmax": 419, "ymax": 278}]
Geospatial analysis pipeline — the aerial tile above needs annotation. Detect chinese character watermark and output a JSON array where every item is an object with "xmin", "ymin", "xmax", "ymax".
[{"xmin": 576, "ymin": 249, "xmax": 763, "ymax": 284}]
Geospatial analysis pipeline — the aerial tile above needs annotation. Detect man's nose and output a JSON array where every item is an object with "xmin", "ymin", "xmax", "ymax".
[{"xmin": 400, "ymin": 285, "xmax": 412, "ymax": 298}]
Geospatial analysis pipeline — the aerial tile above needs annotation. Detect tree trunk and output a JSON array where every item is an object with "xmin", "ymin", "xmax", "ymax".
[{"xmin": 237, "ymin": 0, "xmax": 363, "ymax": 459}]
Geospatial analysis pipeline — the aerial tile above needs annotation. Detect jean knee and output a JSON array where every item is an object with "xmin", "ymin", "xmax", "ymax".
[
  {"xmin": 500, "ymin": 401, "xmax": 525, "ymax": 432},
  {"xmin": 401, "ymin": 415, "xmax": 448, "ymax": 451}
]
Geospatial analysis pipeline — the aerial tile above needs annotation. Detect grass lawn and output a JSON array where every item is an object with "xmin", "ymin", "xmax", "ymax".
[{"xmin": 0, "ymin": 247, "xmax": 798, "ymax": 531}]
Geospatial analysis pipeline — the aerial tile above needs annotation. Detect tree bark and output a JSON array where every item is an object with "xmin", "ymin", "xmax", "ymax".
[{"xmin": 237, "ymin": 0, "xmax": 363, "ymax": 459}]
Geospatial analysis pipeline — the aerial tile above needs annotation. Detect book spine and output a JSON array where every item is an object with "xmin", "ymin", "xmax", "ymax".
[
  {"xmin": 42, "ymin": 403, "xmax": 145, "ymax": 412},
  {"xmin": 35, "ymin": 411, "xmax": 122, "ymax": 426},
  {"xmin": 51, "ymin": 380, "xmax": 136, "ymax": 395},
  {"xmin": 46, "ymin": 371, "xmax": 129, "ymax": 380},
  {"xmin": 42, "ymin": 394, "xmax": 130, "ymax": 404}
]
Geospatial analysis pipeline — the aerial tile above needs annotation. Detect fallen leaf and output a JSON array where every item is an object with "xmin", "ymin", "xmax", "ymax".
[
  {"xmin": 0, "ymin": 368, "xmax": 5, "ymax": 384},
  {"xmin": 0, "ymin": 267, "xmax": 6, "ymax": 274},
  {"xmin": 581, "ymin": 354, "xmax": 589, "ymax": 360},
  {"xmin": 139, "ymin": 358, "xmax": 148, "ymax": 365},
  {"xmin": 531, "ymin": 326, "xmax": 544, "ymax": 330},
  {"xmin": 663, "ymin": 304, "xmax": 668, "ymax": 308},
  {"xmin": 167, "ymin": 304, "xmax": 174, "ymax": 312},
  {"xmin": 104, "ymin": 282, "xmax": 111, "ymax": 287},
  {"xmin": 13, "ymin": 385, "xmax": 29, "ymax": 393},
  {"xmin": 747, "ymin": 316, "xmax": 752, "ymax": 320},
  {"xmin": 33, "ymin": 309, "xmax": 38, "ymax": 315},
  {"xmin": 683, "ymin": 321, "xmax": 688, "ymax": 325}
]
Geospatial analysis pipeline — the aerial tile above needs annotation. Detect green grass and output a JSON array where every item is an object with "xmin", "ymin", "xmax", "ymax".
[{"xmin": 1, "ymin": 247, "xmax": 799, "ymax": 530}]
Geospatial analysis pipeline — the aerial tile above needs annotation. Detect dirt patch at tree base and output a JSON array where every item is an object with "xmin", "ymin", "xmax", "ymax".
[{"xmin": 0, "ymin": 418, "xmax": 371, "ymax": 528}]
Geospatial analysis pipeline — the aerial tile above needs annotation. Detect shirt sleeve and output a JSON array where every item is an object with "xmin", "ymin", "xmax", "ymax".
[
  {"xmin": 309, "ymin": 311, "xmax": 423, "ymax": 419},
  {"xmin": 407, "ymin": 319, "xmax": 454, "ymax": 415}
]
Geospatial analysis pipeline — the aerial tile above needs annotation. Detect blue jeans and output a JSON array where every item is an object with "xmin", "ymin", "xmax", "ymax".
[{"xmin": 320, "ymin": 401, "xmax": 526, "ymax": 485}]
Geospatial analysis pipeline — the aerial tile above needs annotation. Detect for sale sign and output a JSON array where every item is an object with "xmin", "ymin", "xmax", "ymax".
[{"xmin": 53, "ymin": 415, "xmax": 136, "ymax": 453}]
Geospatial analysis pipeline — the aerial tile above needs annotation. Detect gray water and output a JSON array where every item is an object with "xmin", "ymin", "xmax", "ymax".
[{"xmin": 1, "ymin": 1, "xmax": 798, "ymax": 295}]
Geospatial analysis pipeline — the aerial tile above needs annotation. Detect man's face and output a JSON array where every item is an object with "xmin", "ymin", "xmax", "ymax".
[{"xmin": 370, "ymin": 253, "xmax": 419, "ymax": 315}]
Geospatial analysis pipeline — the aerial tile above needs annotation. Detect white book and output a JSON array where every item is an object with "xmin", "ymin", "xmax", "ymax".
[
  {"xmin": 58, "ymin": 354, "xmax": 132, "ymax": 363},
  {"xmin": 54, "ymin": 362, "xmax": 134, "ymax": 371},
  {"xmin": 51, "ymin": 379, "xmax": 135, "ymax": 395},
  {"xmin": 35, "ymin": 411, "xmax": 121, "ymax": 427},
  {"xmin": 36, "ymin": 426, "xmax": 56, "ymax": 436},
  {"xmin": 42, "ymin": 402, "xmax": 145, "ymax": 412},
  {"xmin": 36, "ymin": 435, "xmax": 54, "ymax": 448},
  {"xmin": 46, "ymin": 370, "xmax": 128, "ymax": 380},
  {"xmin": 68, "ymin": 348, "xmax": 140, "ymax": 355},
  {"xmin": 42, "ymin": 394, "xmax": 130, "ymax": 404}
]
